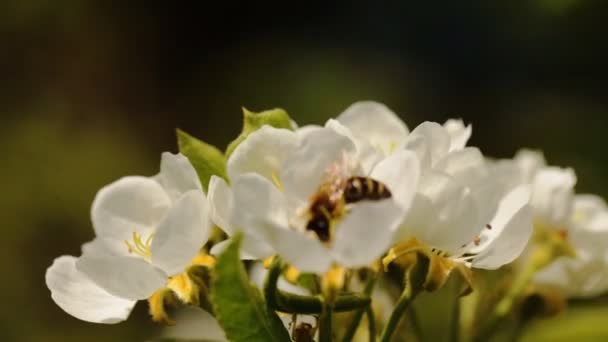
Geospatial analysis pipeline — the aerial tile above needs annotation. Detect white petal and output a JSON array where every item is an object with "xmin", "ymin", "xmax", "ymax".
[
  {"xmin": 231, "ymin": 173, "xmax": 289, "ymax": 231},
  {"xmin": 434, "ymin": 147, "xmax": 486, "ymax": 187},
  {"xmin": 573, "ymin": 194, "xmax": 607, "ymax": 222},
  {"xmin": 404, "ymin": 122, "xmax": 451, "ymax": 169},
  {"xmin": 46, "ymin": 256, "xmax": 136, "ymax": 324},
  {"xmin": 370, "ymin": 150, "xmax": 420, "ymax": 211},
  {"xmin": 157, "ymin": 152, "xmax": 203, "ymax": 202},
  {"xmin": 76, "ymin": 255, "xmax": 167, "ymax": 300},
  {"xmin": 332, "ymin": 201, "xmax": 402, "ymax": 268},
  {"xmin": 162, "ymin": 306, "xmax": 227, "ymax": 341},
  {"xmin": 401, "ymin": 171, "xmax": 481, "ymax": 253},
  {"xmin": 443, "ymin": 119, "xmax": 472, "ymax": 151},
  {"xmin": 210, "ymin": 233, "xmax": 274, "ymax": 260},
  {"xmin": 263, "ymin": 222, "xmax": 332, "ymax": 274},
  {"xmin": 281, "ymin": 127, "xmax": 356, "ymax": 209},
  {"xmin": 336, "ymin": 101, "xmax": 409, "ymax": 156},
  {"xmin": 326, "ymin": 118, "xmax": 381, "ymax": 174},
  {"xmin": 151, "ymin": 190, "xmax": 211, "ymax": 276},
  {"xmin": 227, "ymin": 126, "xmax": 297, "ymax": 182},
  {"xmin": 208, "ymin": 176, "xmax": 235, "ymax": 235},
  {"xmin": 81, "ymin": 238, "xmax": 128, "ymax": 257},
  {"xmin": 531, "ymin": 167, "xmax": 576, "ymax": 226},
  {"xmin": 514, "ymin": 149, "xmax": 546, "ymax": 183},
  {"xmin": 91, "ymin": 176, "xmax": 171, "ymax": 241},
  {"xmin": 471, "ymin": 186, "xmax": 533, "ymax": 269}
]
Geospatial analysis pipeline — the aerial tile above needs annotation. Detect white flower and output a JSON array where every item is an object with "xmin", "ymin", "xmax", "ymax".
[
  {"xmin": 530, "ymin": 166, "xmax": 577, "ymax": 228},
  {"xmin": 385, "ymin": 123, "xmax": 533, "ymax": 285},
  {"xmin": 45, "ymin": 153, "xmax": 211, "ymax": 323},
  {"xmin": 223, "ymin": 126, "xmax": 419, "ymax": 273},
  {"xmin": 534, "ymin": 194, "xmax": 608, "ymax": 297}
]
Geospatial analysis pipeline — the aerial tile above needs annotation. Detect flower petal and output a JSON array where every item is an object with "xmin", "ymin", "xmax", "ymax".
[
  {"xmin": 281, "ymin": 127, "xmax": 356, "ymax": 209},
  {"xmin": 208, "ymin": 175, "xmax": 235, "ymax": 235},
  {"xmin": 404, "ymin": 122, "xmax": 451, "ymax": 169},
  {"xmin": 514, "ymin": 149, "xmax": 546, "ymax": 183},
  {"xmin": 227, "ymin": 125, "xmax": 297, "ymax": 182},
  {"xmin": 370, "ymin": 149, "xmax": 420, "ymax": 212},
  {"xmin": 46, "ymin": 256, "xmax": 136, "ymax": 324},
  {"xmin": 531, "ymin": 167, "xmax": 576, "ymax": 226},
  {"xmin": 443, "ymin": 119, "xmax": 471, "ymax": 152},
  {"xmin": 76, "ymin": 254, "xmax": 167, "ymax": 300},
  {"xmin": 91, "ymin": 176, "xmax": 171, "ymax": 241},
  {"xmin": 401, "ymin": 171, "xmax": 481, "ymax": 253},
  {"xmin": 471, "ymin": 186, "xmax": 533, "ymax": 269},
  {"xmin": 231, "ymin": 173, "xmax": 289, "ymax": 231},
  {"xmin": 434, "ymin": 147, "xmax": 486, "ymax": 187},
  {"xmin": 156, "ymin": 152, "xmax": 203, "ymax": 202},
  {"xmin": 162, "ymin": 306, "xmax": 227, "ymax": 341},
  {"xmin": 151, "ymin": 190, "xmax": 211, "ymax": 276},
  {"xmin": 210, "ymin": 233, "xmax": 274, "ymax": 260},
  {"xmin": 336, "ymin": 101, "xmax": 409, "ymax": 156},
  {"xmin": 264, "ymin": 222, "xmax": 333, "ymax": 273},
  {"xmin": 326, "ymin": 118, "xmax": 380, "ymax": 174},
  {"xmin": 332, "ymin": 201, "xmax": 402, "ymax": 268}
]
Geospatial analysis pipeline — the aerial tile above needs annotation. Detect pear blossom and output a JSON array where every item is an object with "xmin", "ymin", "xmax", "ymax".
[
  {"xmin": 497, "ymin": 149, "xmax": 608, "ymax": 297},
  {"xmin": 534, "ymin": 194, "xmax": 608, "ymax": 297},
  {"xmin": 45, "ymin": 152, "xmax": 212, "ymax": 323},
  {"xmin": 334, "ymin": 101, "xmax": 472, "ymax": 171},
  {"xmin": 218, "ymin": 126, "xmax": 419, "ymax": 273},
  {"xmin": 386, "ymin": 122, "xmax": 533, "ymax": 272}
]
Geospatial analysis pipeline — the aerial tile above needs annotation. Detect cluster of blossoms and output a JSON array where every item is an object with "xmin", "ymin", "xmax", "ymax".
[{"xmin": 46, "ymin": 102, "xmax": 608, "ymax": 341}]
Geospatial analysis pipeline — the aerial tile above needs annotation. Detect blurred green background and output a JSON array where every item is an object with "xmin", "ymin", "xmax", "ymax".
[{"xmin": 2, "ymin": 1, "xmax": 608, "ymax": 341}]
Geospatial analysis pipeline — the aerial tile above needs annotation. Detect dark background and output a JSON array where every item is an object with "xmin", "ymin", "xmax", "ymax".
[{"xmin": 2, "ymin": 1, "xmax": 607, "ymax": 341}]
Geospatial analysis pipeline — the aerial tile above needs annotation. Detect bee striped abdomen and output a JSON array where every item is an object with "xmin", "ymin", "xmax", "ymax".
[{"xmin": 343, "ymin": 176, "xmax": 391, "ymax": 203}]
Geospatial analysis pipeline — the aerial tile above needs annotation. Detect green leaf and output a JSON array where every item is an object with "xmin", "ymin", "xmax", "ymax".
[
  {"xmin": 211, "ymin": 233, "xmax": 291, "ymax": 342},
  {"xmin": 177, "ymin": 129, "xmax": 227, "ymax": 192},
  {"xmin": 225, "ymin": 107, "xmax": 293, "ymax": 158}
]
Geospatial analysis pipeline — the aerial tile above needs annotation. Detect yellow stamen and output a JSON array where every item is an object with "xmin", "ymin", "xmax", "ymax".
[
  {"xmin": 321, "ymin": 265, "xmax": 346, "ymax": 300},
  {"xmin": 271, "ymin": 172, "xmax": 283, "ymax": 191},
  {"xmin": 284, "ymin": 266, "xmax": 301, "ymax": 284},
  {"xmin": 124, "ymin": 231, "xmax": 153, "ymax": 260},
  {"xmin": 263, "ymin": 255, "xmax": 276, "ymax": 269}
]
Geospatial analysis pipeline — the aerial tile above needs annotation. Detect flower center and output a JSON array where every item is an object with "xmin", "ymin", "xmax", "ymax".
[{"xmin": 124, "ymin": 231, "xmax": 154, "ymax": 260}]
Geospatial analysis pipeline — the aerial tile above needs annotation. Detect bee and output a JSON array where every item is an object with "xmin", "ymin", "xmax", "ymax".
[
  {"xmin": 290, "ymin": 314, "xmax": 318, "ymax": 342},
  {"xmin": 343, "ymin": 176, "xmax": 392, "ymax": 203},
  {"xmin": 306, "ymin": 175, "xmax": 392, "ymax": 242},
  {"xmin": 292, "ymin": 322, "xmax": 315, "ymax": 342}
]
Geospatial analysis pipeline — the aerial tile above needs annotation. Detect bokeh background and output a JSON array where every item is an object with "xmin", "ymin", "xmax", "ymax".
[{"xmin": 2, "ymin": 1, "xmax": 608, "ymax": 341}]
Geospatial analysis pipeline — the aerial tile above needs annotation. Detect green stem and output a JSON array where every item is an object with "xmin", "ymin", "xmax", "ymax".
[
  {"xmin": 342, "ymin": 276, "xmax": 377, "ymax": 342},
  {"xmin": 319, "ymin": 299, "xmax": 333, "ymax": 342},
  {"xmin": 264, "ymin": 257, "xmax": 371, "ymax": 314},
  {"xmin": 379, "ymin": 281, "xmax": 420, "ymax": 342},
  {"xmin": 380, "ymin": 256, "xmax": 428, "ymax": 342},
  {"xmin": 366, "ymin": 305, "xmax": 376, "ymax": 342}
]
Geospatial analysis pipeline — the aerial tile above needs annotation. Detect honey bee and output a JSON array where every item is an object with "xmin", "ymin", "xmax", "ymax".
[
  {"xmin": 292, "ymin": 322, "xmax": 315, "ymax": 342},
  {"xmin": 306, "ymin": 175, "xmax": 392, "ymax": 242},
  {"xmin": 290, "ymin": 314, "xmax": 318, "ymax": 342}
]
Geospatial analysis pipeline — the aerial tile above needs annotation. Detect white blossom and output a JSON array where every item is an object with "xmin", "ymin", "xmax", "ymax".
[{"xmin": 45, "ymin": 153, "xmax": 211, "ymax": 323}]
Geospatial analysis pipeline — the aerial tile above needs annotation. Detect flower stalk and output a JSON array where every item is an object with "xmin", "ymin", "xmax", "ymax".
[{"xmin": 380, "ymin": 254, "xmax": 429, "ymax": 342}]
